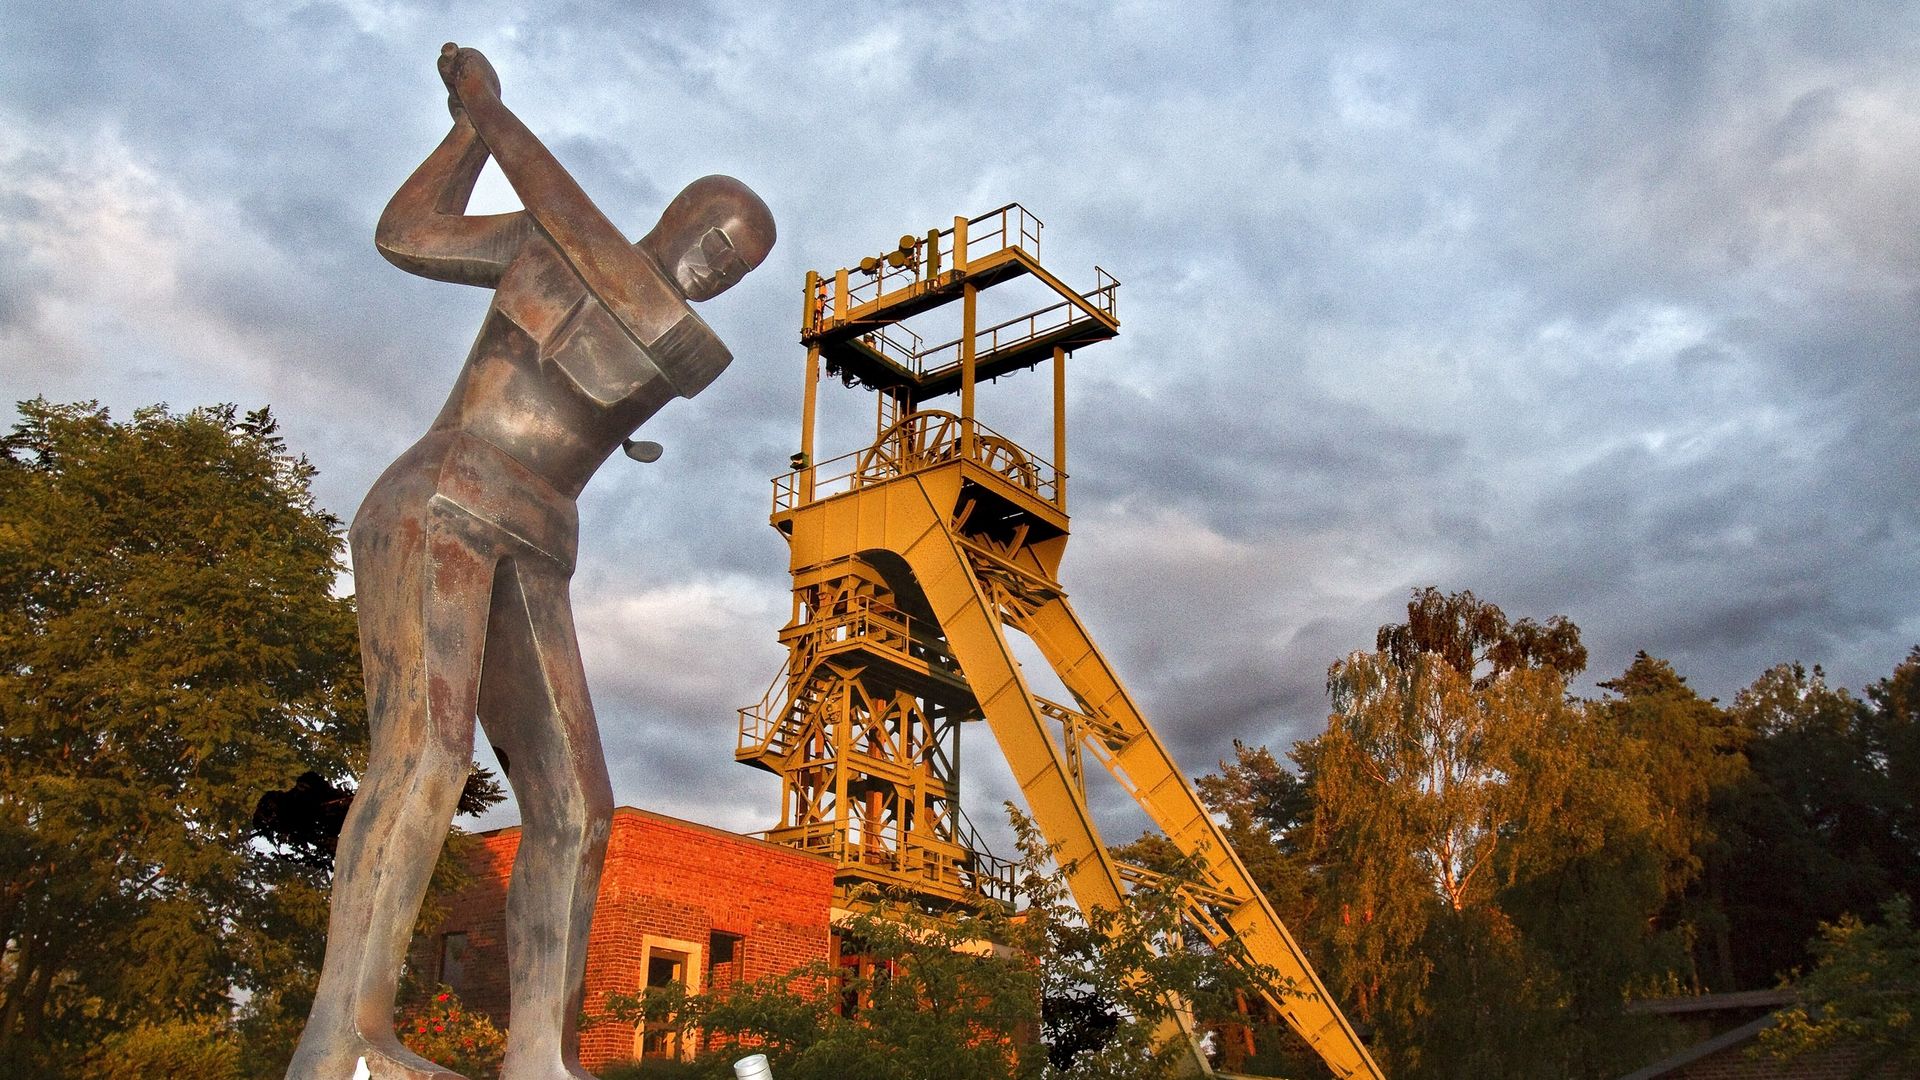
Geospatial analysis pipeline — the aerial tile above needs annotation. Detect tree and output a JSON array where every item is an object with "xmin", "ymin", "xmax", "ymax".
[
  {"xmin": 1373, "ymin": 585, "xmax": 1586, "ymax": 688},
  {"xmin": 1861, "ymin": 648, "xmax": 1920, "ymax": 897},
  {"xmin": 1193, "ymin": 741, "xmax": 1316, "ymax": 928},
  {"xmin": 1591, "ymin": 653, "xmax": 1746, "ymax": 989},
  {"xmin": 92, "ymin": 1015, "xmax": 244, "ymax": 1080},
  {"xmin": 1594, "ymin": 653, "xmax": 1744, "ymax": 895},
  {"xmin": 1759, "ymin": 896, "xmax": 1920, "ymax": 1074},
  {"xmin": 1293, "ymin": 590, "xmax": 1584, "ymax": 1072},
  {"xmin": 1294, "ymin": 588, "xmax": 1681, "ymax": 1077},
  {"xmin": 1711, "ymin": 660, "xmax": 1919, "ymax": 988},
  {"xmin": 594, "ymin": 810, "xmax": 1271, "ymax": 1080},
  {"xmin": 0, "ymin": 400, "xmax": 367, "ymax": 1074}
]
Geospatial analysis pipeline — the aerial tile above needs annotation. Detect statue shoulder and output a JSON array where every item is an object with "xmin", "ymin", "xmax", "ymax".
[
  {"xmin": 544, "ymin": 293, "xmax": 731, "ymax": 405},
  {"xmin": 488, "ymin": 235, "xmax": 734, "ymax": 404}
]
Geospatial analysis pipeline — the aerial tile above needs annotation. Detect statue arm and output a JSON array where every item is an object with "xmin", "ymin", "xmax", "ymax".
[
  {"xmin": 374, "ymin": 114, "xmax": 533, "ymax": 287},
  {"xmin": 442, "ymin": 46, "xmax": 688, "ymax": 348}
]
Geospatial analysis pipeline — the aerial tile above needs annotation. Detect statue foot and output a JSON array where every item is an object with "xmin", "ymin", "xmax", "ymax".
[
  {"xmin": 362, "ymin": 1046, "xmax": 469, "ymax": 1080},
  {"xmin": 498, "ymin": 1062, "xmax": 598, "ymax": 1080},
  {"xmin": 289, "ymin": 1034, "xmax": 469, "ymax": 1080}
]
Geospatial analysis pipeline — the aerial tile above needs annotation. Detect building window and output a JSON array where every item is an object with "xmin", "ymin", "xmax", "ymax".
[
  {"xmin": 647, "ymin": 949, "xmax": 688, "ymax": 992},
  {"xmin": 439, "ymin": 932, "xmax": 469, "ymax": 994},
  {"xmin": 708, "ymin": 931, "xmax": 745, "ymax": 994},
  {"xmin": 637, "ymin": 936, "xmax": 704, "ymax": 1061},
  {"xmin": 831, "ymin": 927, "xmax": 894, "ymax": 1018}
]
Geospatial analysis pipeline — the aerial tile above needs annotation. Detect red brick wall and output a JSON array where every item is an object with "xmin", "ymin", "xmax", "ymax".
[{"xmin": 418, "ymin": 806, "xmax": 835, "ymax": 1071}]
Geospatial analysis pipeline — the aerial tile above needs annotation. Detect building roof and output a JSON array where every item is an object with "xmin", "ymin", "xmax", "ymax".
[
  {"xmin": 1619, "ymin": 1013, "xmax": 1778, "ymax": 1080},
  {"xmin": 467, "ymin": 804, "xmax": 839, "ymax": 866}
]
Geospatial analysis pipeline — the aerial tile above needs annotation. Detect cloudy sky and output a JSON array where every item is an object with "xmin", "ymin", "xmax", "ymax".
[{"xmin": 4, "ymin": 3, "xmax": 1916, "ymax": 845}]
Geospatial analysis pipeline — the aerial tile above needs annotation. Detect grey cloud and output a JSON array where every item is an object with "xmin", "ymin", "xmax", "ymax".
[
  {"xmin": 1071, "ymin": 369, "xmax": 1476, "ymax": 542},
  {"xmin": 3, "ymin": 1, "xmax": 1917, "ymax": 839}
]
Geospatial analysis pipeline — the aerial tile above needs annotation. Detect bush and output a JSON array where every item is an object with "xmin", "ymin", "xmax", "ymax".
[
  {"xmin": 397, "ymin": 985, "xmax": 507, "ymax": 1080},
  {"xmin": 94, "ymin": 1016, "xmax": 243, "ymax": 1080},
  {"xmin": 590, "ymin": 809, "xmax": 1278, "ymax": 1079}
]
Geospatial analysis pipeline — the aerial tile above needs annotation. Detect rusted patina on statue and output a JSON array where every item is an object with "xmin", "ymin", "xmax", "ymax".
[{"xmin": 288, "ymin": 44, "xmax": 774, "ymax": 1080}]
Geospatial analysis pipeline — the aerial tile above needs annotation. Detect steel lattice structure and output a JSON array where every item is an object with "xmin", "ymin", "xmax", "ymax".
[{"xmin": 737, "ymin": 206, "xmax": 1384, "ymax": 1079}]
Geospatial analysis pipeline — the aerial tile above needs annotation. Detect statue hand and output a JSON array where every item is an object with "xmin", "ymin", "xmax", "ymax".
[{"xmin": 438, "ymin": 43, "xmax": 502, "ymax": 110}]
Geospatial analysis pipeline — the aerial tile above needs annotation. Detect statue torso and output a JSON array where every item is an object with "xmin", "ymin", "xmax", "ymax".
[{"xmin": 426, "ymin": 232, "xmax": 730, "ymax": 498}]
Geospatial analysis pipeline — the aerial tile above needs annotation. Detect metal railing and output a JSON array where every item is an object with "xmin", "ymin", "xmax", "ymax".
[
  {"xmin": 962, "ymin": 202, "xmax": 1043, "ymax": 264},
  {"xmin": 738, "ymin": 598, "xmax": 964, "ymax": 757},
  {"xmin": 801, "ymin": 595, "xmax": 957, "ymax": 671},
  {"xmin": 760, "ymin": 819, "xmax": 1018, "ymax": 907},
  {"xmin": 774, "ymin": 413, "xmax": 1061, "ymax": 513},
  {"xmin": 852, "ymin": 322, "xmax": 924, "ymax": 371},
  {"xmin": 738, "ymin": 652, "xmax": 797, "ymax": 754},
  {"xmin": 737, "ymin": 699, "xmax": 794, "ymax": 759},
  {"xmin": 807, "ymin": 204, "xmax": 1046, "ymax": 333},
  {"xmin": 949, "ymin": 805, "xmax": 1018, "ymax": 903},
  {"xmin": 913, "ymin": 268, "xmax": 1121, "ymax": 377}
]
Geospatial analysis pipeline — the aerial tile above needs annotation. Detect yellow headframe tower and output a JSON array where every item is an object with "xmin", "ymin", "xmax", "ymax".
[{"xmin": 737, "ymin": 205, "xmax": 1383, "ymax": 1079}]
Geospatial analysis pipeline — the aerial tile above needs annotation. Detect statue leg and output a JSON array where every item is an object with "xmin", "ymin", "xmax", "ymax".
[
  {"xmin": 289, "ymin": 500, "xmax": 494, "ymax": 1080},
  {"xmin": 477, "ymin": 555, "xmax": 613, "ymax": 1080}
]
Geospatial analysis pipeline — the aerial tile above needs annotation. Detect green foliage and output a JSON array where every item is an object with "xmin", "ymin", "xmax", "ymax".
[
  {"xmin": 397, "ymin": 985, "xmax": 507, "ymax": 1080},
  {"xmin": 1595, "ymin": 652, "xmax": 1746, "ymax": 899},
  {"xmin": 0, "ymin": 399, "xmax": 509, "ymax": 1078},
  {"xmin": 0, "ymin": 399, "xmax": 365, "ymax": 1072},
  {"xmin": 1759, "ymin": 896, "xmax": 1920, "ymax": 1073},
  {"xmin": 1192, "ymin": 588, "xmax": 1920, "ymax": 1077},
  {"xmin": 1193, "ymin": 741, "xmax": 1315, "ymax": 927},
  {"xmin": 593, "ymin": 810, "xmax": 1271, "ymax": 1080},
  {"xmin": 1710, "ymin": 662, "xmax": 1916, "ymax": 987},
  {"xmin": 1010, "ymin": 813, "xmax": 1281, "ymax": 1078},
  {"xmin": 1272, "ymin": 590, "xmax": 1701, "ymax": 1077},
  {"xmin": 597, "ymin": 1058, "xmax": 710, "ymax": 1079},
  {"xmin": 600, "ymin": 899, "xmax": 1039, "ymax": 1080},
  {"xmin": 1863, "ymin": 650, "xmax": 1920, "ymax": 887},
  {"xmin": 1589, "ymin": 653, "xmax": 1745, "ymax": 992},
  {"xmin": 91, "ymin": 1015, "xmax": 244, "ymax": 1080}
]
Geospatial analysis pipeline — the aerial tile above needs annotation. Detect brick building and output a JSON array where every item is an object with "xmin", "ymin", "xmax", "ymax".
[{"xmin": 418, "ymin": 806, "xmax": 836, "ymax": 1071}]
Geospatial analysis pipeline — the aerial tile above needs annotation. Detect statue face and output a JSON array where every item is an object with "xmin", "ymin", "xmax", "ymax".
[
  {"xmin": 642, "ymin": 176, "xmax": 776, "ymax": 302},
  {"xmin": 672, "ymin": 226, "xmax": 753, "ymax": 301}
]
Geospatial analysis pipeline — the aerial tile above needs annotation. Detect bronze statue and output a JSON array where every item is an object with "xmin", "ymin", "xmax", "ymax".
[{"xmin": 287, "ymin": 44, "xmax": 775, "ymax": 1080}]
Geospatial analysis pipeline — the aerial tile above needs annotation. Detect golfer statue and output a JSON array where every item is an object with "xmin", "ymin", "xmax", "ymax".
[{"xmin": 288, "ymin": 44, "xmax": 775, "ymax": 1080}]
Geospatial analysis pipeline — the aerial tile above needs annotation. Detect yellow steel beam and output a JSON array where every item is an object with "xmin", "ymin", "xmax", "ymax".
[
  {"xmin": 1053, "ymin": 344, "xmax": 1067, "ymax": 510},
  {"xmin": 800, "ymin": 343, "xmax": 821, "ymax": 503},
  {"xmin": 1016, "ymin": 598, "xmax": 1384, "ymax": 1080},
  {"xmin": 783, "ymin": 473, "xmax": 1128, "ymax": 915}
]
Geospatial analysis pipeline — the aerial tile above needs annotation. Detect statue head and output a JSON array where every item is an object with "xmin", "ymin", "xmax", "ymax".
[{"xmin": 642, "ymin": 175, "xmax": 776, "ymax": 302}]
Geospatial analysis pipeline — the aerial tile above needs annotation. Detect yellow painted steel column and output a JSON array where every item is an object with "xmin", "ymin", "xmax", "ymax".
[
  {"xmin": 1018, "ymin": 596, "xmax": 1384, "ymax": 1080},
  {"xmin": 951, "ymin": 215, "xmax": 969, "ymax": 272},
  {"xmin": 800, "ymin": 343, "xmax": 821, "ymax": 504},
  {"xmin": 810, "ymin": 478, "xmax": 1127, "ymax": 913},
  {"xmin": 960, "ymin": 282, "xmax": 978, "ymax": 459},
  {"xmin": 832, "ymin": 686, "xmax": 850, "ymax": 839},
  {"xmin": 1052, "ymin": 345, "xmax": 1067, "ymax": 509}
]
